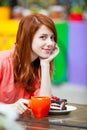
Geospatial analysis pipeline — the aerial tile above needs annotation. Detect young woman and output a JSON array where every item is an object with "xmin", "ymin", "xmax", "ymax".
[{"xmin": 0, "ymin": 13, "xmax": 59, "ymax": 114}]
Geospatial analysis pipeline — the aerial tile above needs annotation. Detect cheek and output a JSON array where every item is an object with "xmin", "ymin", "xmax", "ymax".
[
  {"xmin": 32, "ymin": 44, "xmax": 40, "ymax": 56},
  {"xmin": 32, "ymin": 45, "xmax": 35, "ymax": 52}
]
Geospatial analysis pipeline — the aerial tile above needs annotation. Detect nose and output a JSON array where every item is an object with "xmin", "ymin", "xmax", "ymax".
[{"xmin": 46, "ymin": 38, "xmax": 54, "ymax": 47}]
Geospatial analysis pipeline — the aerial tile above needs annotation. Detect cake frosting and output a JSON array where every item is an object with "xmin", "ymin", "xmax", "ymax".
[{"xmin": 50, "ymin": 99, "xmax": 67, "ymax": 110}]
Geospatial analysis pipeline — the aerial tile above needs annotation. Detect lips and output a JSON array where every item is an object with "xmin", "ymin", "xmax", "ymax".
[{"xmin": 43, "ymin": 48, "xmax": 52, "ymax": 53}]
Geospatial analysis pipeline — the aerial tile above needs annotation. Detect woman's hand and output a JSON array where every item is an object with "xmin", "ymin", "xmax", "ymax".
[
  {"xmin": 40, "ymin": 44, "xmax": 59, "ymax": 65},
  {"xmin": 47, "ymin": 44, "xmax": 59, "ymax": 62},
  {"xmin": 9, "ymin": 98, "xmax": 29, "ymax": 114}
]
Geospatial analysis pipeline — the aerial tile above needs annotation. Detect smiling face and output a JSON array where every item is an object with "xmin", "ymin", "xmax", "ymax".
[{"xmin": 31, "ymin": 25, "xmax": 55, "ymax": 60}]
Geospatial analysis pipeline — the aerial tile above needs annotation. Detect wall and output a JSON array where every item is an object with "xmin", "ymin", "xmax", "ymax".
[{"xmin": 0, "ymin": 20, "xmax": 87, "ymax": 86}]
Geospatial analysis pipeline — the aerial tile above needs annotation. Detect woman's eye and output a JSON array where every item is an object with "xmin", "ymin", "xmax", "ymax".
[
  {"xmin": 51, "ymin": 36, "xmax": 55, "ymax": 41},
  {"xmin": 40, "ymin": 36, "xmax": 46, "ymax": 40}
]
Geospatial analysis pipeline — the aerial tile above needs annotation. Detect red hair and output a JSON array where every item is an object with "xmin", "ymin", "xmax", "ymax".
[{"xmin": 13, "ymin": 13, "xmax": 57, "ymax": 93}]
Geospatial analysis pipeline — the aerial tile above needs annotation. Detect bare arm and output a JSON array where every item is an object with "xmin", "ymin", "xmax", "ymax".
[
  {"xmin": 40, "ymin": 61, "xmax": 51, "ymax": 97},
  {"xmin": 39, "ymin": 45, "xmax": 59, "ymax": 97}
]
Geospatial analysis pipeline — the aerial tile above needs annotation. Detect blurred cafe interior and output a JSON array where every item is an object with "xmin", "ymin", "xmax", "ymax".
[{"xmin": 0, "ymin": 0, "xmax": 87, "ymax": 105}]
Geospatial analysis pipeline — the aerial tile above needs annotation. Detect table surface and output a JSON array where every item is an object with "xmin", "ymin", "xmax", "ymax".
[{"xmin": 17, "ymin": 103, "xmax": 87, "ymax": 130}]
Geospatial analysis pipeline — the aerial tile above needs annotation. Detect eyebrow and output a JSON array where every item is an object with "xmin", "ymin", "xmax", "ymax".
[
  {"xmin": 41, "ymin": 34, "xmax": 47, "ymax": 35},
  {"xmin": 40, "ymin": 33, "xmax": 54, "ymax": 36}
]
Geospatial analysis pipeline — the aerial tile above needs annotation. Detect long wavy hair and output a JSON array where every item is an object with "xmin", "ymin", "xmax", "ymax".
[{"xmin": 13, "ymin": 13, "xmax": 57, "ymax": 93}]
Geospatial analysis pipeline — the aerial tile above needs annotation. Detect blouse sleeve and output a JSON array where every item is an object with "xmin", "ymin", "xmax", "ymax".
[
  {"xmin": 33, "ymin": 88, "xmax": 40, "ymax": 96},
  {"xmin": 0, "ymin": 59, "xmax": 3, "ymax": 82},
  {"xmin": 0, "ymin": 50, "xmax": 12, "ymax": 82}
]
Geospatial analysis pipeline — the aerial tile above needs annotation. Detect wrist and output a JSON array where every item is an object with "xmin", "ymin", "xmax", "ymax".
[{"xmin": 40, "ymin": 61, "xmax": 49, "ymax": 67}]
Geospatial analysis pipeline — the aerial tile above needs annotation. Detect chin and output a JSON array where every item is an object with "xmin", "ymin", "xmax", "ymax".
[
  {"xmin": 40, "ymin": 55, "xmax": 49, "ymax": 59},
  {"xmin": 39, "ymin": 53, "xmax": 50, "ymax": 59}
]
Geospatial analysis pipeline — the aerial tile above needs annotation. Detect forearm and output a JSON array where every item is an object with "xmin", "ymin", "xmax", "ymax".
[
  {"xmin": 39, "ymin": 44, "xmax": 59, "ymax": 97},
  {"xmin": 40, "ymin": 62, "xmax": 52, "ymax": 97}
]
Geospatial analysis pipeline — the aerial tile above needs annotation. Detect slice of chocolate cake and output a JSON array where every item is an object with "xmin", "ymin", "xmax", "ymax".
[{"xmin": 50, "ymin": 99, "xmax": 67, "ymax": 110}]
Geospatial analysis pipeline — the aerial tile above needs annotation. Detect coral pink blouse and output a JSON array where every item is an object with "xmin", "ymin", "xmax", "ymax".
[{"xmin": 0, "ymin": 49, "xmax": 40, "ymax": 104}]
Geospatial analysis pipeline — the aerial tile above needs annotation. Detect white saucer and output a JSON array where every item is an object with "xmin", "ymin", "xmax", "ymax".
[{"xmin": 49, "ymin": 105, "xmax": 77, "ymax": 115}]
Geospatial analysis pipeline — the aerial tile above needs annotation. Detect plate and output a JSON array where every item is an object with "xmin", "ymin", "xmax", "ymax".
[{"xmin": 49, "ymin": 105, "xmax": 77, "ymax": 115}]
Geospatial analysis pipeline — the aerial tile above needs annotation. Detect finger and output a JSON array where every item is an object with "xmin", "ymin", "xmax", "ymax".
[
  {"xmin": 14, "ymin": 103, "xmax": 25, "ymax": 114},
  {"xmin": 19, "ymin": 99, "xmax": 29, "ymax": 110},
  {"xmin": 15, "ymin": 99, "xmax": 29, "ymax": 113},
  {"xmin": 54, "ymin": 44, "xmax": 59, "ymax": 51},
  {"xmin": 48, "ymin": 47, "xmax": 59, "ymax": 61},
  {"xmin": 55, "ymin": 47, "xmax": 60, "ymax": 56},
  {"xmin": 53, "ymin": 46, "xmax": 60, "ymax": 56},
  {"xmin": 16, "ymin": 108, "xmax": 24, "ymax": 114},
  {"xmin": 19, "ymin": 98, "xmax": 29, "ymax": 105},
  {"xmin": 19, "ymin": 102, "xmax": 28, "ymax": 111}
]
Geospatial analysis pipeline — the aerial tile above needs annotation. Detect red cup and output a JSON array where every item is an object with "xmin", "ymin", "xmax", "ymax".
[{"xmin": 30, "ymin": 96, "xmax": 51, "ymax": 118}]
